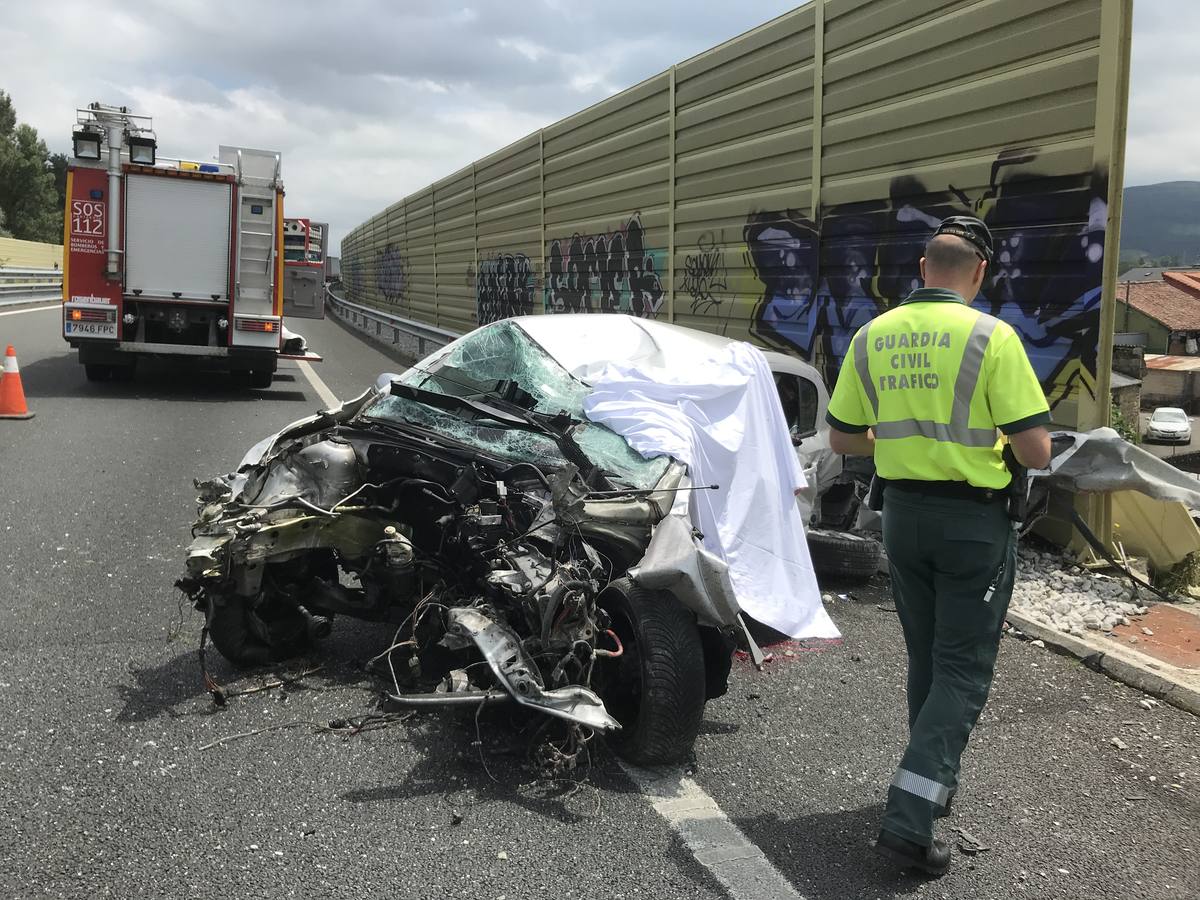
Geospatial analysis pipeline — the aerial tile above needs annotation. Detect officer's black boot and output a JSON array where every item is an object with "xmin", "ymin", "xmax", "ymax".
[{"xmin": 874, "ymin": 829, "xmax": 952, "ymax": 877}]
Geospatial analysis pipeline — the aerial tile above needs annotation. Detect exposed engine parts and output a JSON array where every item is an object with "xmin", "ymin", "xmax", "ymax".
[{"xmin": 179, "ymin": 401, "xmax": 736, "ymax": 767}]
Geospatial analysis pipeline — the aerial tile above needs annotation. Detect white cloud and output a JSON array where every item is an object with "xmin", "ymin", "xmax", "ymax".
[
  {"xmin": 498, "ymin": 38, "xmax": 550, "ymax": 64},
  {"xmin": 1125, "ymin": 1, "xmax": 1200, "ymax": 185},
  {"xmin": 4, "ymin": 0, "xmax": 805, "ymax": 249},
  {"xmin": 3, "ymin": 0, "xmax": 1194, "ymax": 248}
]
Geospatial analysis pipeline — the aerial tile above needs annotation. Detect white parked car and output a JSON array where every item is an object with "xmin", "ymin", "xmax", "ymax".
[{"xmin": 1145, "ymin": 407, "xmax": 1193, "ymax": 444}]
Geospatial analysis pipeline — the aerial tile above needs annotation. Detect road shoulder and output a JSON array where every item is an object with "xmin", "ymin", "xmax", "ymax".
[{"xmin": 1006, "ymin": 605, "xmax": 1200, "ymax": 716}]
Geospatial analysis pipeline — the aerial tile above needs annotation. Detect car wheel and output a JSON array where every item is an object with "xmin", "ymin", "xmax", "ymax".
[
  {"xmin": 807, "ymin": 528, "xmax": 882, "ymax": 582},
  {"xmin": 595, "ymin": 577, "xmax": 706, "ymax": 766},
  {"xmin": 206, "ymin": 592, "xmax": 309, "ymax": 668},
  {"xmin": 84, "ymin": 364, "xmax": 113, "ymax": 382},
  {"xmin": 250, "ymin": 370, "xmax": 274, "ymax": 389}
]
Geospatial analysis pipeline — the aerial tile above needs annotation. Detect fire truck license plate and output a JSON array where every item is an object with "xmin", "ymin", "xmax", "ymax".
[{"xmin": 65, "ymin": 321, "xmax": 117, "ymax": 338}]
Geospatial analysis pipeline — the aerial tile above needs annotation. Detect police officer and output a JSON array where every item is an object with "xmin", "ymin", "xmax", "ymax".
[{"xmin": 825, "ymin": 216, "xmax": 1051, "ymax": 876}]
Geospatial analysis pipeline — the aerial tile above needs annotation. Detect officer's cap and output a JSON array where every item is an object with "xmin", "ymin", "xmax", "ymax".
[{"xmin": 933, "ymin": 216, "xmax": 994, "ymax": 264}]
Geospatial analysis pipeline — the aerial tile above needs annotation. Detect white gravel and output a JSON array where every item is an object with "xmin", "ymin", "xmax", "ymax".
[{"xmin": 1010, "ymin": 549, "xmax": 1150, "ymax": 638}]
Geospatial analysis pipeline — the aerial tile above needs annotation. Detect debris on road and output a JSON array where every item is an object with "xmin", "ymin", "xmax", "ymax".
[
  {"xmin": 196, "ymin": 712, "xmax": 416, "ymax": 751},
  {"xmin": 1010, "ymin": 550, "xmax": 1150, "ymax": 638},
  {"xmin": 952, "ymin": 826, "xmax": 991, "ymax": 855}
]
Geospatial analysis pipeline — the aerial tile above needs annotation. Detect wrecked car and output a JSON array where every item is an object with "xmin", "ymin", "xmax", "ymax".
[{"xmin": 178, "ymin": 316, "xmax": 768, "ymax": 766}]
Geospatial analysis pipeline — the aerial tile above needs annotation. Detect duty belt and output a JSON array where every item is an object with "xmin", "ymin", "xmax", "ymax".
[{"xmin": 885, "ymin": 479, "xmax": 1006, "ymax": 504}]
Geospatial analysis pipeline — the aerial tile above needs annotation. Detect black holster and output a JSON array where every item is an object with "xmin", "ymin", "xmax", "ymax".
[
  {"xmin": 866, "ymin": 474, "xmax": 886, "ymax": 511},
  {"xmin": 1002, "ymin": 444, "xmax": 1029, "ymax": 523}
]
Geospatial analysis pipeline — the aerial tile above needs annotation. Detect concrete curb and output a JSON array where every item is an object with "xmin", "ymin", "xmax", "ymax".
[{"xmin": 1006, "ymin": 608, "xmax": 1200, "ymax": 717}]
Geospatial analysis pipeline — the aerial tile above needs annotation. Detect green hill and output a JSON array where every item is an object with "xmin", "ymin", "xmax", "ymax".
[{"xmin": 1120, "ymin": 181, "xmax": 1200, "ymax": 265}]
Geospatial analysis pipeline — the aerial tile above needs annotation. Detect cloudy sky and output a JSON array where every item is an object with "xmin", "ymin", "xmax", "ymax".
[{"xmin": 2, "ymin": 1, "xmax": 1190, "ymax": 249}]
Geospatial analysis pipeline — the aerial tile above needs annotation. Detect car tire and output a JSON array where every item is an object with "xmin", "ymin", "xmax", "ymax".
[
  {"xmin": 806, "ymin": 528, "xmax": 882, "ymax": 582},
  {"xmin": 206, "ymin": 593, "xmax": 309, "ymax": 669},
  {"xmin": 84, "ymin": 364, "xmax": 113, "ymax": 382},
  {"xmin": 595, "ymin": 577, "xmax": 707, "ymax": 766}
]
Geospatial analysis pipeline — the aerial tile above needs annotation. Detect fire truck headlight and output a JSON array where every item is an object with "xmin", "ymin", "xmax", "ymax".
[
  {"xmin": 217, "ymin": 318, "xmax": 229, "ymax": 330},
  {"xmin": 72, "ymin": 128, "xmax": 102, "ymax": 160},
  {"xmin": 122, "ymin": 313, "xmax": 136, "ymax": 325}
]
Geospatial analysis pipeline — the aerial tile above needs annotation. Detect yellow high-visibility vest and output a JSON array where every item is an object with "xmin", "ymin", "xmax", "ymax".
[{"xmin": 826, "ymin": 288, "xmax": 1050, "ymax": 489}]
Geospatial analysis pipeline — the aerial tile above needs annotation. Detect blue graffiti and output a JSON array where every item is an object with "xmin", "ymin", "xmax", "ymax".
[{"xmin": 747, "ymin": 149, "xmax": 1107, "ymax": 405}]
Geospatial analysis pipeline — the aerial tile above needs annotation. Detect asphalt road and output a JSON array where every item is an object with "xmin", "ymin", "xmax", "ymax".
[{"xmin": 1, "ymin": 305, "xmax": 1198, "ymax": 900}]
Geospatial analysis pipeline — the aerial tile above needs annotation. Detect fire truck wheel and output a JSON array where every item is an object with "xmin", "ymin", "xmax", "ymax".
[
  {"xmin": 84, "ymin": 364, "xmax": 114, "ymax": 382},
  {"xmin": 110, "ymin": 362, "xmax": 136, "ymax": 382},
  {"xmin": 250, "ymin": 370, "xmax": 274, "ymax": 389}
]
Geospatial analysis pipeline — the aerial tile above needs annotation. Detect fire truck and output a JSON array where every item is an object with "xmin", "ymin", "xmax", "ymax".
[
  {"xmin": 282, "ymin": 217, "xmax": 327, "ymax": 319},
  {"xmin": 62, "ymin": 102, "xmax": 319, "ymax": 387}
]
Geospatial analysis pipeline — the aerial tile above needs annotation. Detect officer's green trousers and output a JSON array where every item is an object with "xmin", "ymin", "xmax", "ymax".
[{"xmin": 880, "ymin": 486, "xmax": 1016, "ymax": 846}]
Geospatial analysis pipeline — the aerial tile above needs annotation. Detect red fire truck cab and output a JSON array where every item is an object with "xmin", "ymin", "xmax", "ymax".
[{"xmin": 63, "ymin": 103, "xmax": 319, "ymax": 387}]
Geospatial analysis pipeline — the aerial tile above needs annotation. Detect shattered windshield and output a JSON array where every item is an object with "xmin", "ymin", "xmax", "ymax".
[{"xmin": 362, "ymin": 320, "xmax": 671, "ymax": 489}]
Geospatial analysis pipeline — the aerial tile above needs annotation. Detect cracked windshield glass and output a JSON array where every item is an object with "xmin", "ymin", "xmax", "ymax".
[{"xmin": 364, "ymin": 320, "xmax": 670, "ymax": 489}]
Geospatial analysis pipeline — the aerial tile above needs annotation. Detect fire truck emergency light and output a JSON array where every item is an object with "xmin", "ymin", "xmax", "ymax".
[
  {"xmin": 127, "ymin": 134, "xmax": 156, "ymax": 165},
  {"xmin": 72, "ymin": 128, "xmax": 102, "ymax": 160}
]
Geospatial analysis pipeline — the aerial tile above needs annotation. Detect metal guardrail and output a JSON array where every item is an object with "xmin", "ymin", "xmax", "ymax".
[
  {"xmin": 324, "ymin": 286, "xmax": 460, "ymax": 359},
  {"xmin": 0, "ymin": 267, "xmax": 62, "ymax": 308}
]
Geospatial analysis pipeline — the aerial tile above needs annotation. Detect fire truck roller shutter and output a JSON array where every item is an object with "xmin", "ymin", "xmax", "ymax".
[{"xmin": 125, "ymin": 174, "xmax": 232, "ymax": 301}]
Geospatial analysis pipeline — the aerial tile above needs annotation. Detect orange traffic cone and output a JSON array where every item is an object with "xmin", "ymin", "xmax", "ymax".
[{"xmin": 0, "ymin": 344, "xmax": 35, "ymax": 419}]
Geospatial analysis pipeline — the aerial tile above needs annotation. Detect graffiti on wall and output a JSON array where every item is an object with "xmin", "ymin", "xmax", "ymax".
[
  {"xmin": 747, "ymin": 148, "xmax": 1106, "ymax": 409},
  {"xmin": 342, "ymin": 151, "xmax": 1105, "ymax": 415},
  {"xmin": 343, "ymin": 253, "xmax": 365, "ymax": 300},
  {"xmin": 681, "ymin": 231, "xmax": 729, "ymax": 315},
  {"xmin": 377, "ymin": 244, "xmax": 408, "ymax": 307},
  {"xmin": 745, "ymin": 210, "xmax": 880, "ymax": 387},
  {"xmin": 545, "ymin": 214, "xmax": 665, "ymax": 317},
  {"xmin": 474, "ymin": 252, "xmax": 537, "ymax": 325}
]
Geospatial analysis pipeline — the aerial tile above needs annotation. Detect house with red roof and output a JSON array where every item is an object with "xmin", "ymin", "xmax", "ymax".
[{"xmin": 1117, "ymin": 271, "xmax": 1200, "ymax": 355}]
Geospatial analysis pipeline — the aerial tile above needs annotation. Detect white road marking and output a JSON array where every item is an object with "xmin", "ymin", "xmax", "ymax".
[
  {"xmin": 0, "ymin": 302, "xmax": 59, "ymax": 317},
  {"xmin": 621, "ymin": 762, "xmax": 806, "ymax": 899},
  {"xmin": 295, "ymin": 359, "xmax": 340, "ymax": 409}
]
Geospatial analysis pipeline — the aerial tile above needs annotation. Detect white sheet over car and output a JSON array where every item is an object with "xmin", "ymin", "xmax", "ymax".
[{"xmin": 582, "ymin": 341, "xmax": 840, "ymax": 640}]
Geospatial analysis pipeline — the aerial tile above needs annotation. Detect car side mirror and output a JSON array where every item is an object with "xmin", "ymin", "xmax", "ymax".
[
  {"xmin": 374, "ymin": 372, "xmax": 402, "ymax": 393},
  {"xmin": 792, "ymin": 427, "xmax": 817, "ymax": 445}
]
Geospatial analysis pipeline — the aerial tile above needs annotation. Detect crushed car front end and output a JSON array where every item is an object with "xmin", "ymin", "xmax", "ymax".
[{"xmin": 179, "ymin": 319, "xmax": 742, "ymax": 765}]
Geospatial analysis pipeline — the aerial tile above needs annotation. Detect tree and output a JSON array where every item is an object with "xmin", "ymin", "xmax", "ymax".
[
  {"xmin": 49, "ymin": 151, "xmax": 69, "ymax": 216},
  {"xmin": 0, "ymin": 90, "xmax": 62, "ymax": 243},
  {"xmin": 0, "ymin": 92, "xmax": 15, "ymax": 138}
]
